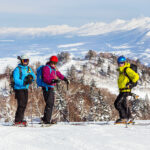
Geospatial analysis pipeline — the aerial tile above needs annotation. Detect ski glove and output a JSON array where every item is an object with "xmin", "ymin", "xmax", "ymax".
[
  {"xmin": 51, "ymin": 79, "xmax": 60, "ymax": 84},
  {"xmin": 126, "ymin": 82, "xmax": 137, "ymax": 89},
  {"xmin": 63, "ymin": 77, "xmax": 70, "ymax": 85},
  {"xmin": 24, "ymin": 74, "xmax": 33, "ymax": 85}
]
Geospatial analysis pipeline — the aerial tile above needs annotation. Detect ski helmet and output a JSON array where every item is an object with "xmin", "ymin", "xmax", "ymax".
[
  {"xmin": 50, "ymin": 56, "xmax": 58, "ymax": 63},
  {"xmin": 20, "ymin": 55, "xmax": 29, "ymax": 60},
  {"xmin": 117, "ymin": 56, "xmax": 126, "ymax": 63},
  {"xmin": 18, "ymin": 55, "xmax": 29, "ymax": 66}
]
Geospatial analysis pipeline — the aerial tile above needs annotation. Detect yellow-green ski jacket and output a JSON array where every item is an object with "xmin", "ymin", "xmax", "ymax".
[{"xmin": 117, "ymin": 62, "xmax": 139, "ymax": 92}]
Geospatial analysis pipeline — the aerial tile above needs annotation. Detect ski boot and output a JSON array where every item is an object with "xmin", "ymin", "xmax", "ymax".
[
  {"xmin": 40, "ymin": 117, "xmax": 49, "ymax": 124},
  {"xmin": 40, "ymin": 117, "xmax": 56, "ymax": 127},
  {"xmin": 127, "ymin": 118, "xmax": 135, "ymax": 125},
  {"xmin": 50, "ymin": 119, "xmax": 57, "ymax": 124},
  {"xmin": 14, "ymin": 121, "xmax": 27, "ymax": 127},
  {"xmin": 114, "ymin": 118, "xmax": 127, "ymax": 124},
  {"xmin": 21, "ymin": 120, "xmax": 27, "ymax": 126}
]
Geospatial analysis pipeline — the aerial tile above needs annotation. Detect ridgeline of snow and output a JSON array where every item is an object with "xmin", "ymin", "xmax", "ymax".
[
  {"xmin": 0, "ymin": 121, "xmax": 150, "ymax": 150},
  {"xmin": 0, "ymin": 17, "xmax": 150, "ymax": 36}
]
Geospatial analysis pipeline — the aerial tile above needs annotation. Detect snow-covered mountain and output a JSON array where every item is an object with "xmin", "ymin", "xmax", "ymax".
[
  {"xmin": 0, "ymin": 17, "xmax": 150, "ymax": 99},
  {"xmin": 0, "ymin": 17, "xmax": 150, "ymax": 70}
]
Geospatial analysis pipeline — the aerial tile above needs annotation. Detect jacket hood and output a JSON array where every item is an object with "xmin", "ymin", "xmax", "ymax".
[
  {"xmin": 46, "ymin": 62, "xmax": 55, "ymax": 69},
  {"xmin": 46, "ymin": 62, "xmax": 50, "ymax": 65},
  {"xmin": 18, "ymin": 64, "xmax": 29, "ymax": 69}
]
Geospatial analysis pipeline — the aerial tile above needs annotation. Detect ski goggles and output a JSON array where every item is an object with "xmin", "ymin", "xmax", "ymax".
[
  {"xmin": 22, "ymin": 59, "xmax": 29, "ymax": 63},
  {"xmin": 118, "ymin": 62, "xmax": 125, "ymax": 65},
  {"xmin": 51, "ymin": 61, "xmax": 57, "ymax": 65}
]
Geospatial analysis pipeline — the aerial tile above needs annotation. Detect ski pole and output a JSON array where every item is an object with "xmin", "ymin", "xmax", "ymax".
[
  {"xmin": 67, "ymin": 83, "xmax": 69, "ymax": 91},
  {"xmin": 125, "ymin": 94, "xmax": 130, "ymax": 128},
  {"xmin": 30, "ymin": 87, "xmax": 33, "ymax": 127},
  {"xmin": 129, "ymin": 93, "xmax": 139, "ymax": 123},
  {"xmin": 131, "ymin": 93, "xmax": 139, "ymax": 100},
  {"xmin": 55, "ymin": 90, "xmax": 70, "ymax": 123},
  {"xmin": 58, "ymin": 94, "xmax": 69, "ymax": 122},
  {"xmin": 59, "ymin": 110, "xmax": 69, "ymax": 123}
]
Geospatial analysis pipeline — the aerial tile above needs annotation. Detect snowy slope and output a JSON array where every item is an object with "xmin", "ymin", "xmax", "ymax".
[
  {"xmin": 0, "ymin": 121, "xmax": 150, "ymax": 150},
  {"xmin": 58, "ymin": 58, "xmax": 150, "ymax": 100}
]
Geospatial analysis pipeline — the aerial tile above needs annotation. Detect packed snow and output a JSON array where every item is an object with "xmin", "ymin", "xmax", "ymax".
[{"xmin": 0, "ymin": 121, "xmax": 150, "ymax": 150}]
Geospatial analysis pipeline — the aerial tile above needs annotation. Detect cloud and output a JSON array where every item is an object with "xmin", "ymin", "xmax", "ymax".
[
  {"xmin": 0, "ymin": 25, "xmax": 78, "ymax": 36},
  {"xmin": 58, "ymin": 43, "xmax": 85, "ymax": 48},
  {"xmin": 145, "ymin": 49, "xmax": 150, "ymax": 52},
  {"xmin": 111, "ymin": 44, "xmax": 131, "ymax": 49},
  {"xmin": 0, "ymin": 17, "xmax": 150, "ymax": 37},
  {"xmin": 0, "ymin": 40, "xmax": 14, "ymax": 42}
]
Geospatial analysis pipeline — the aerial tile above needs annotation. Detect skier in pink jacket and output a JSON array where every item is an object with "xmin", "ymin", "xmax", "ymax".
[{"xmin": 41, "ymin": 56, "xmax": 69, "ymax": 124}]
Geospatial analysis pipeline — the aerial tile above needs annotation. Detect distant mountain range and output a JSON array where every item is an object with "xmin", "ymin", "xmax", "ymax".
[{"xmin": 0, "ymin": 17, "xmax": 150, "ymax": 66}]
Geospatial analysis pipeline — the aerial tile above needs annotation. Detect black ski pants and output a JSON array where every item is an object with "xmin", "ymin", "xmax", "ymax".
[
  {"xmin": 42, "ymin": 87, "xmax": 55, "ymax": 123},
  {"xmin": 15, "ymin": 89, "xmax": 28, "ymax": 122},
  {"xmin": 114, "ymin": 92, "xmax": 132, "ymax": 119}
]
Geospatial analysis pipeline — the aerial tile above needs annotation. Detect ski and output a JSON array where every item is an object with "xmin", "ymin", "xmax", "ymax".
[
  {"xmin": 61, "ymin": 122, "xmax": 109, "ymax": 126},
  {"xmin": 13, "ymin": 124, "xmax": 27, "ymax": 127},
  {"xmin": 40, "ymin": 123, "xmax": 56, "ymax": 127},
  {"xmin": 2, "ymin": 122, "xmax": 28, "ymax": 127},
  {"xmin": 131, "ymin": 122, "xmax": 150, "ymax": 126},
  {"xmin": 114, "ymin": 122, "xmax": 134, "ymax": 125}
]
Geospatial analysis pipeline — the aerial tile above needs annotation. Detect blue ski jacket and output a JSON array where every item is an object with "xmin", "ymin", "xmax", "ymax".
[{"xmin": 13, "ymin": 64, "xmax": 36, "ymax": 90}]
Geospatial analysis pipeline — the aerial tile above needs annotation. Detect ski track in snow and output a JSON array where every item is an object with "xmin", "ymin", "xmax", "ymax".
[{"xmin": 0, "ymin": 121, "xmax": 150, "ymax": 150}]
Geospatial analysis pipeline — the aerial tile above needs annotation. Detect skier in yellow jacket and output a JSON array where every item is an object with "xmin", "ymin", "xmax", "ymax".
[{"xmin": 114, "ymin": 56, "xmax": 139, "ymax": 124}]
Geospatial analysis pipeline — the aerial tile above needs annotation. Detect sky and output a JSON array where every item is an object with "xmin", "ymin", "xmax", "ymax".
[{"xmin": 0, "ymin": 0, "xmax": 150, "ymax": 27}]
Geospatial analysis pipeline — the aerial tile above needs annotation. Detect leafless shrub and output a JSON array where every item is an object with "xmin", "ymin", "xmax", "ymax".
[
  {"xmin": 57, "ymin": 52, "xmax": 71, "ymax": 66},
  {"xmin": 85, "ymin": 50, "xmax": 97, "ymax": 60}
]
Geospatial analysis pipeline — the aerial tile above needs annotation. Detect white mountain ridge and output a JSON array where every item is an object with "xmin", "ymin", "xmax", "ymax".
[{"xmin": 0, "ymin": 17, "xmax": 150, "ymax": 36}]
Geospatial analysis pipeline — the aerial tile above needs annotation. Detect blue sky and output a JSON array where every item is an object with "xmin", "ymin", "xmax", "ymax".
[{"xmin": 0, "ymin": 0, "xmax": 150, "ymax": 27}]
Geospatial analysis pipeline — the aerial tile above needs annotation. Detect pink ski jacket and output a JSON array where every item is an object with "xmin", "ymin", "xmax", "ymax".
[{"xmin": 42, "ymin": 63, "xmax": 64, "ymax": 87}]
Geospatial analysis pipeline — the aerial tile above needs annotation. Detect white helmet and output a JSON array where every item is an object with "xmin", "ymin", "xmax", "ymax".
[{"xmin": 20, "ymin": 55, "xmax": 29, "ymax": 60}]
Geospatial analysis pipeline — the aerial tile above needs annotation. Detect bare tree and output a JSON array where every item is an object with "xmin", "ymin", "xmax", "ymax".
[
  {"xmin": 85, "ymin": 50, "xmax": 97, "ymax": 60},
  {"xmin": 57, "ymin": 52, "xmax": 71, "ymax": 65}
]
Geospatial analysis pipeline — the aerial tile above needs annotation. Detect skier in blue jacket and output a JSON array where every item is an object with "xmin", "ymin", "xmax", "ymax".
[{"xmin": 13, "ymin": 55, "xmax": 35, "ymax": 126}]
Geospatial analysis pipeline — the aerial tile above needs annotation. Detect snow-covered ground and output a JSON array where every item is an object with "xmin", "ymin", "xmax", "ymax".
[{"xmin": 0, "ymin": 121, "xmax": 150, "ymax": 150}]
